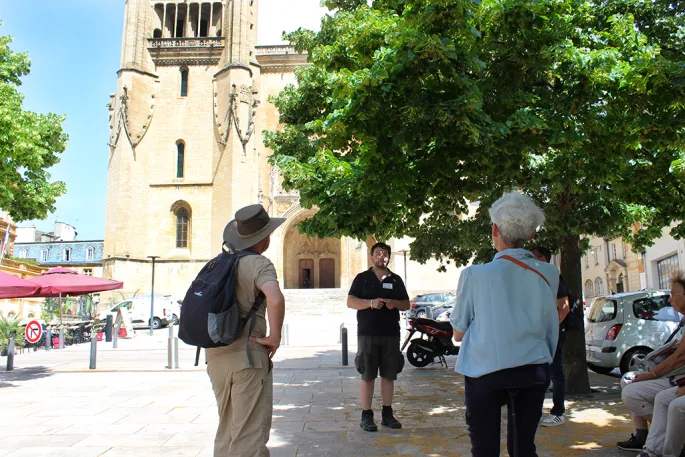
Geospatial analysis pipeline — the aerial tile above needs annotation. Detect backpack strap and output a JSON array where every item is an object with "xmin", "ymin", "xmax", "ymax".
[
  {"xmin": 230, "ymin": 249, "xmax": 266, "ymax": 368},
  {"xmin": 194, "ymin": 346, "xmax": 201, "ymax": 367},
  {"xmin": 500, "ymin": 255, "xmax": 552, "ymax": 290},
  {"xmin": 243, "ymin": 292, "xmax": 266, "ymax": 368}
]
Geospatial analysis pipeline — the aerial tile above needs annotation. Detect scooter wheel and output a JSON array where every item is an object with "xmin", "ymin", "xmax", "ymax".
[{"xmin": 406, "ymin": 340, "xmax": 433, "ymax": 368}]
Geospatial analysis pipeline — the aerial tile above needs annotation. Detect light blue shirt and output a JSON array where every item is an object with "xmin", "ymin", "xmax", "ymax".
[{"xmin": 450, "ymin": 248, "xmax": 560, "ymax": 378}]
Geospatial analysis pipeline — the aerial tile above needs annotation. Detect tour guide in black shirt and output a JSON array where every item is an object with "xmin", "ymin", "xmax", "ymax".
[{"xmin": 347, "ymin": 242, "xmax": 410, "ymax": 432}]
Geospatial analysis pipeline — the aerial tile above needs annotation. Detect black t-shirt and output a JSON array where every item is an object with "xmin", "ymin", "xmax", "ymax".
[{"xmin": 348, "ymin": 268, "xmax": 409, "ymax": 337}]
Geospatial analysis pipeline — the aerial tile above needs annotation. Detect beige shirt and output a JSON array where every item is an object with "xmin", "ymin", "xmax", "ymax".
[{"xmin": 205, "ymin": 254, "xmax": 278, "ymax": 369}]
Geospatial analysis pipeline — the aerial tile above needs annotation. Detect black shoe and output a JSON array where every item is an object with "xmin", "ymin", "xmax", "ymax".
[
  {"xmin": 360, "ymin": 410, "xmax": 378, "ymax": 432},
  {"xmin": 617, "ymin": 434, "xmax": 645, "ymax": 451},
  {"xmin": 381, "ymin": 408, "xmax": 402, "ymax": 429}
]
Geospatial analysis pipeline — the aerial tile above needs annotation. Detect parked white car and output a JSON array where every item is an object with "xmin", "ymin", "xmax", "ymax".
[
  {"xmin": 585, "ymin": 290, "xmax": 682, "ymax": 375},
  {"xmin": 98, "ymin": 295, "xmax": 175, "ymax": 329}
]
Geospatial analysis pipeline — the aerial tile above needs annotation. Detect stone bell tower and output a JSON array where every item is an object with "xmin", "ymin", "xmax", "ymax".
[{"xmin": 103, "ymin": 0, "xmax": 262, "ymax": 298}]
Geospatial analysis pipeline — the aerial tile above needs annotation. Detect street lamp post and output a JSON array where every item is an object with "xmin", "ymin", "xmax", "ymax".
[{"xmin": 148, "ymin": 256, "xmax": 160, "ymax": 335}]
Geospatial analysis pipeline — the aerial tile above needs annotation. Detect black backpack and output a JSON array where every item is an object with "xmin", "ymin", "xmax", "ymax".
[{"xmin": 178, "ymin": 249, "xmax": 265, "ymax": 366}]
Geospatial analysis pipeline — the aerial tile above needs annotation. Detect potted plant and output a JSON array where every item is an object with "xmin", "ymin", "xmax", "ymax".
[{"xmin": 0, "ymin": 316, "xmax": 26, "ymax": 356}]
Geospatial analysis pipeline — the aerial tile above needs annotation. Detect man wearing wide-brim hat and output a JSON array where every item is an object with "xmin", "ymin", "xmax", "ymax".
[{"xmin": 206, "ymin": 204, "xmax": 286, "ymax": 457}]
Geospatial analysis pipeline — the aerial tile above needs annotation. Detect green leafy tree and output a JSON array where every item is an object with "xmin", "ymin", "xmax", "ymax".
[
  {"xmin": 0, "ymin": 24, "xmax": 68, "ymax": 221},
  {"xmin": 0, "ymin": 315, "xmax": 25, "ymax": 354},
  {"xmin": 266, "ymin": 0, "xmax": 685, "ymax": 393}
]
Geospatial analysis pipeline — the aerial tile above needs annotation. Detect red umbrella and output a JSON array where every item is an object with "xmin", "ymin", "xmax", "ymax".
[
  {"xmin": 28, "ymin": 267, "xmax": 124, "ymax": 297},
  {"xmin": 0, "ymin": 271, "xmax": 40, "ymax": 299}
]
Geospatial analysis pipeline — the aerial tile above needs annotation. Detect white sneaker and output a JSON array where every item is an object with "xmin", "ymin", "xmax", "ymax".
[{"xmin": 540, "ymin": 414, "xmax": 565, "ymax": 427}]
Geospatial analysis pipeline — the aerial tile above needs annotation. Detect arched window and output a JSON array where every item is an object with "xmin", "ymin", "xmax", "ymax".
[
  {"xmin": 40, "ymin": 249, "xmax": 49, "ymax": 262},
  {"xmin": 153, "ymin": 28, "xmax": 162, "ymax": 38},
  {"xmin": 595, "ymin": 278, "xmax": 604, "ymax": 296},
  {"xmin": 17, "ymin": 248, "xmax": 27, "ymax": 258},
  {"xmin": 63, "ymin": 248, "xmax": 71, "ymax": 261},
  {"xmin": 176, "ymin": 207, "xmax": 190, "ymax": 248},
  {"xmin": 86, "ymin": 246, "xmax": 95, "ymax": 261},
  {"xmin": 585, "ymin": 280, "xmax": 594, "ymax": 298},
  {"xmin": 28, "ymin": 313, "xmax": 35, "ymax": 318},
  {"xmin": 176, "ymin": 142, "xmax": 185, "ymax": 178},
  {"xmin": 180, "ymin": 68, "xmax": 188, "ymax": 97},
  {"xmin": 7, "ymin": 311, "xmax": 16, "ymax": 319}
]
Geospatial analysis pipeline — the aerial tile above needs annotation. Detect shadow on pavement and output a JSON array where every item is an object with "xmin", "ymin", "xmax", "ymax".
[
  {"xmin": 0, "ymin": 365, "xmax": 54, "ymax": 388},
  {"xmin": 266, "ymin": 348, "xmax": 632, "ymax": 457}
]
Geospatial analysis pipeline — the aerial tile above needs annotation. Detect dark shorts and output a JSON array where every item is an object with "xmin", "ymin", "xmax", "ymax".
[{"xmin": 355, "ymin": 335, "xmax": 402, "ymax": 381}]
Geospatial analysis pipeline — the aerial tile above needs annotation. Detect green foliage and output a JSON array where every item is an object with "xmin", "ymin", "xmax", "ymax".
[
  {"xmin": 0, "ymin": 315, "xmax": 25, "ymax": 353},
  {"xmin": 0, "ymin": 23, "xmax": 68, "ymax": 222},
  {"xmin": 267, "ymin": 0, "xmax": 685, "ymax": 266},
  {"xmin": 3, "ymin": 255, "xmax": 39, "ymax": 266}
]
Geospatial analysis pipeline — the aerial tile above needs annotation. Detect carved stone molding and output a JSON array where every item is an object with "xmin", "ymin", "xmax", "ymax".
[
  {"xmin": 147, "ymin": 37, "xmax": 225, "ymax": 66},
  {"xmin": 213, "ymin": 83, "xmax": 260, "ymax": 150},
  {"xmin": 108, "ymin": 85, "xmax": 157, "ymax": 151}
]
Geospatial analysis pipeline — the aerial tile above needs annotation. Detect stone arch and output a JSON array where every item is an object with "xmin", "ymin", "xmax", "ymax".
[{"xmin": 281, "ymin": 208, "xmax": 341, "ymax": 289}]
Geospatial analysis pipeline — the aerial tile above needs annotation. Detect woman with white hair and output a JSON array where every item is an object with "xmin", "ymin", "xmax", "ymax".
[{"xmin": 450, "ymin": 191, "xmax": 560, "ymax": 457}]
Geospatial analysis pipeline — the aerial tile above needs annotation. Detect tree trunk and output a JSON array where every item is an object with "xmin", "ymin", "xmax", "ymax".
[{"xmin": 560, "ymin": 234, "xmax": 591, "ymax": 394}]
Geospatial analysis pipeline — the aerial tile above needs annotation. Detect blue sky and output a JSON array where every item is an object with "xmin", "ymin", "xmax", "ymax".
[{"xmin": 0, "ymin": 0, "xmax": 326, "ymax": 240}]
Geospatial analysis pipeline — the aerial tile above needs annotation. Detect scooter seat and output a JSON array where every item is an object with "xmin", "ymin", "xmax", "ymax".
[{"xmin": 412, "ymin": 317, "xmax": 453, "ymax": 332}]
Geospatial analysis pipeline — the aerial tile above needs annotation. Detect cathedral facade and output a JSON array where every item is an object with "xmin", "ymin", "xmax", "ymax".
[{"xmin": 104, "ymin": 0, "xmax": 461, "ymax": 300}]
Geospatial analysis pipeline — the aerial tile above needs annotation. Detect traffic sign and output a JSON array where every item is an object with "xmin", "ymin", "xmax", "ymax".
[{"xmin": 25, "ymin": 320, "xmax": 43, "ymax": 344}]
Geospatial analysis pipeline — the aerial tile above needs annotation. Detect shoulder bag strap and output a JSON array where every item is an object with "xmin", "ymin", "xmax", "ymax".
[
  {"xmin": 500, "ymin": 255, "xmax": 552, "ymax": 290},
  {"xmin": 664, "ymin": 321, "xmax": 684, "ymax": 345}
]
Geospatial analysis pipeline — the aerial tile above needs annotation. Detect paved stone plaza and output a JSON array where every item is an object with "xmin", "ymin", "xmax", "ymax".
[{"xmin": 1, "ymin": 331, "xmax": 634, "ymax": 456}]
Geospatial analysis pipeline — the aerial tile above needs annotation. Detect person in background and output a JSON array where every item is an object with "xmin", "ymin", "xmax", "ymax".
[
  {"xmin": 531, "ymin": 246, "xmax": 570, "ymax": 427},
  {"xmin": 347, "ymin": 242, "xmax": 410, "ymax": 432},
  {"xmin": 450, "ymin": 191, "xmax": 559, "ymax": 457},
  {"xmin": 619, "ymin": 269, "xmax": 685, "ymax": 456}
]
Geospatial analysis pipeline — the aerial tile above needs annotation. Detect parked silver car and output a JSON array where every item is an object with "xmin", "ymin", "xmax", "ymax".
[{"xmin": 585, "ymin": 290, "xmax": 682, "ymax": 375}]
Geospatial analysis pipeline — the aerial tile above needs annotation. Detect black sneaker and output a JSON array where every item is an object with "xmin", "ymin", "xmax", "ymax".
[
  {"xmin": 617, "ymin": 434, "xmax": 645, "ymax": 451},
  {"xmin": 360, "ymin": 410, "xmax": 378, "ymax": 432},
  {"xmin": 381, "ymin": 408, "xmax": 402, "ymax": 429}
]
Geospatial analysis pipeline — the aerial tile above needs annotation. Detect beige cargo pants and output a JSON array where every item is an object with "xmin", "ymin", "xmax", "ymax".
[{"xmin": 206, "ymin": 347, "xmax": 273, "ymax": 457}]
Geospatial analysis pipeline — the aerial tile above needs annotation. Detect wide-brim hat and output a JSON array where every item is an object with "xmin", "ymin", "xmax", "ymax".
[{"xmin": 223, "ymin": 204, "xmax": 286, "ymax": 251}]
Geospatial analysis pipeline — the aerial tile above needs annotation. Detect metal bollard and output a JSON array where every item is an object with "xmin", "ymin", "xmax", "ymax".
[
  {"xmin": 105, "ymin": 315, "xmax": 113, "ymax": 342},
  {"xmin": 45, "ymin": 328, "xmax": 51, "ymax": 352},
  {"xmin": 341, "ymin": 327, "xmax": 348, "ymax": 366},
  {"xmin": 173, "ymin": 337, "xmax": 179, "ymax": 369},
  {"xmin": 166, "ymin": 325, "xmax": 179, "ymax": 369},
  {"xmin": 59, "ymin": 327, "xmax": 65, "ymax": 349},
  {"xmin": 89, "ymin": 335, "xmax": 97, "ymax": 369},
  {"xmin": 112, "ymin": 321, "xmax": 120, "ymax": 349},
  {"xmin": 6, "ymin": 337, "xmax": 15, "ymax": 371}
]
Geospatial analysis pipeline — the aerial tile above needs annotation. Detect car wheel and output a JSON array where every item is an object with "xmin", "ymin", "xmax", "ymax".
[
  {"xmin": 587, "ymin": 363, "xmax": 615, "ymax": 375},
  {"xmin": 620, "ymin": 347, "xmax": 651, "ymax": 375},
  {"xmin": 171, "ymin": 314, "xmax": 179, "ymax": 325},
  {"xmin": 152, "ymin": 317, "xmax": 163, "ymax": 330},
  {"xmin": 417, "ymin": 310, "xmax": 427, "ymax": 318},
  {"xmin": 406, "ymin": 340, "xmax": 433, "ymax": 368}
]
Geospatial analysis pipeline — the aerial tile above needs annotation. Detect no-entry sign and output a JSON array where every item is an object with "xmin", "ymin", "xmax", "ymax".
[{"xmin": 25, "ymin": 320, "xmax": 43, "ymax": 344}]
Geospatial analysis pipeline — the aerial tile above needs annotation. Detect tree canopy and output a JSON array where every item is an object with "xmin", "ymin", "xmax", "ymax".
[
  {"xmin": 0, "ymin": 25, "xmax": 68, "ymax": 222},
  {"xmin": 266, "ymin": 0, "xmax": 685, "ymax": 266}
]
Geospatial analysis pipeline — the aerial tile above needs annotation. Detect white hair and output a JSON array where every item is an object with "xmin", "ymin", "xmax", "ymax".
[{"xmin": 488, "ymin": 192, "xmax": 545, "ymax": 247}]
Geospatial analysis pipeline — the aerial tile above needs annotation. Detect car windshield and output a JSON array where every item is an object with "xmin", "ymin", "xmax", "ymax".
[{"xmin": 587, "ymin": 297, "xmax": 617, "ymax": 323}]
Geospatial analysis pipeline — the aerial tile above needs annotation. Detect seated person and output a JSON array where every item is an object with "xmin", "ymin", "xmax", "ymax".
[{"xmin": 619, "ymin": 270, "xmax": 685, "ymax": 455}]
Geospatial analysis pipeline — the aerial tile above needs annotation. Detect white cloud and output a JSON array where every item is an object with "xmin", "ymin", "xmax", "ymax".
[{"xmin": 258, "ymin": 0, "xmax": 329, "ymax": 45}]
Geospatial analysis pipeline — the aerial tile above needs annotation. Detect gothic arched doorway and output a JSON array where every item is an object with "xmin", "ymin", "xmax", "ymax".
[{"xmin": 283, "ymin": 223, "xmax": 342, "ymax": 289}]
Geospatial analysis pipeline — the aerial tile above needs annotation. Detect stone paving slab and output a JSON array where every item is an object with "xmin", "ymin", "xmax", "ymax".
[{"xmin": 1, "ymin": 336, "xmax": 635, "ymax": 457}]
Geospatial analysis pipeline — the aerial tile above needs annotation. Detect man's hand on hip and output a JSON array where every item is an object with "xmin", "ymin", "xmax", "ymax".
[{"xmin": 251, "ymin": 334, "xmax": 281, "ymax": 359}]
